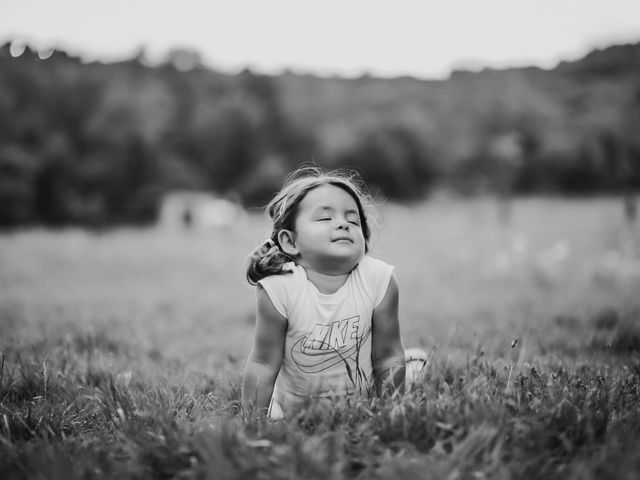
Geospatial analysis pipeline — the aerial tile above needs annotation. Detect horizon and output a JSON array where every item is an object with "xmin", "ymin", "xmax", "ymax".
[{"xmin": 3, "ymin": 36, "xmax": 639, "ymax": 81}]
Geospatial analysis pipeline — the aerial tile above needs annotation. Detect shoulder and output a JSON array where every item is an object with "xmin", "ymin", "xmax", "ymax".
[
  {"xmin": 255, "ymin": 283, "xmax": 288, "ymax": 324},
  {"xmin": 257, "ymin": 262, "xmax": 305, "ymax": 317},
  {"xmin": 355, "ymin": 256, "xmax": 395, "ymax": 308},
  {"xmin": 359, "ymin": 255, "xmax": 393, "ymax": 272},
  {"xmin": 356, "ymin": 255, "xmax": 395, "ymax": 281}
]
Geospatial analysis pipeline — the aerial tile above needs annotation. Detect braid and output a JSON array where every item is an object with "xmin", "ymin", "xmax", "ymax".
[{"xmin": 246, "ymin": 237, "xmax": 293, "ymax": 285}]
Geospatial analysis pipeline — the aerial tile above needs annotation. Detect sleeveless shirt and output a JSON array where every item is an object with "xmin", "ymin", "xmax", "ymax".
[{"xmin": 257, "ymin": 255, "xmax": 394, "ymax": 418}]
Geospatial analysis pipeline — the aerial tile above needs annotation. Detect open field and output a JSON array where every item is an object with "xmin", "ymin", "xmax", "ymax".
[{"xmin": 1, "ymin": 197, "xmax": 640, "ymax": 479}]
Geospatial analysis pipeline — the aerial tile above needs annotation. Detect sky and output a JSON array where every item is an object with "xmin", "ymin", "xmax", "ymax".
[{"xmin": 2, "ymin": 0, "xmax": 640, "ymax": 79}]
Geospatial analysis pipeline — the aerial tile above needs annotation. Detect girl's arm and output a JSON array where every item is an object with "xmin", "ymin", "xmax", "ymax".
[
  {"xmin": 241, "ymin": 284, "xmax": 287, "ymax": 417},
  {"xmin": 371, "ymin": 274, "xmax": 406, "ymax": 396}
]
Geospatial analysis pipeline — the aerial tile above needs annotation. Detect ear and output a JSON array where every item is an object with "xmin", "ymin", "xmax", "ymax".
[{"xmin": 277, "ymin": 229, "xmax": 299, "ymax": 257}]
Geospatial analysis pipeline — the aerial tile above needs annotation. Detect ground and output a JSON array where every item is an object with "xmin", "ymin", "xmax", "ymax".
[{"xmin": 1, "ymin": 197, "xmax": 639, "ymax": 479}]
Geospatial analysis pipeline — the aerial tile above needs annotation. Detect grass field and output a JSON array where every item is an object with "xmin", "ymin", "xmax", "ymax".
[{"xmin": 1, "ymin": 197, "xmax": 639, "ymax": 479}]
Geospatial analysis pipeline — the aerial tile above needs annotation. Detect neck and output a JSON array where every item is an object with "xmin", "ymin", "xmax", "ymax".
[{"xmin": 303, "ymin": 268, "xmax": 349, "ymax": 294}]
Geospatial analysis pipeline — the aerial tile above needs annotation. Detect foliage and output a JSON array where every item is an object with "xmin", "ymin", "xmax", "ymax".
[
  {"xmin": 1, "ymin": 42, "xmax": 640, "ymax": 226},
  {"xmin": 1, "ymin": 337, "xmax": 639, "ymax": 479}
]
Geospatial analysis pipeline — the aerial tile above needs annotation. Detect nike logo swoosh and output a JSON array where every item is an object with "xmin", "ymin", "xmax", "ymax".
[{"xmin": 290, "ymin": 327, "xmax": 371, "ymax": 374}]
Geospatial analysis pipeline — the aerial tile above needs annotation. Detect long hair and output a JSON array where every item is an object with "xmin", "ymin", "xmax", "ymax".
[{"xmin": 246, "ymin": 167, "xmax": 374, "ymax": 285}]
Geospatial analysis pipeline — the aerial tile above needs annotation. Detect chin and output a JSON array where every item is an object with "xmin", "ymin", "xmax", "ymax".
[
  {"xmin": 340, "ymin": 252, "xmax": 364, "ymax": 272},
  {"xmin": 314, "ymin": 254, "xmax": 357, "ymax": 275}
]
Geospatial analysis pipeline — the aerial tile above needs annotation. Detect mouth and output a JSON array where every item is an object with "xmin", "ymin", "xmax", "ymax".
[{"xmin": 332, "ymin": 237, "xmax": 353, "ymax": 243}]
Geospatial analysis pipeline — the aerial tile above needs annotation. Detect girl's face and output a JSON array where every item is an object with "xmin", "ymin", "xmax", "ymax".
[{"xmin": 287, "ymin": 184, "xmax": 366, "ymax": 275}]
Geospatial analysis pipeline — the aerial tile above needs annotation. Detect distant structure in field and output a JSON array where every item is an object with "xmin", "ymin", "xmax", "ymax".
[{"xmin": 159, "ymin": 191, "xmax": 245, "ymax": 230}]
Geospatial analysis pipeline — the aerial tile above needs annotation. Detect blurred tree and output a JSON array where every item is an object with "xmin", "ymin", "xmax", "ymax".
[
  {"xmin": 0, "ymin": 40, "xmax": 639, "ymax": 227},
  {"xmin": 337, "ymin": 123, "xmax": 435, "ymax": 200},
  {"xmin": 164, "ymin": 47, "xmax": 203, "ymax": 72},
  {"xmin": 33, "ymin": 136, "xmax": 79, "ymax": 225},
  {"xmin": 0, "ymin": 145, "xmax": 37, "ymax": 226},
  {"xmin": 618, "ymin": 83, "xmax": 640, "ymax": 223}
]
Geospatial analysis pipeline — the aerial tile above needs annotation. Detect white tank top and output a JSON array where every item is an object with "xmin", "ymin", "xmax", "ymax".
[{"xmin": 258, "ymin": 255, "xmax": 394, "ymax": 418}]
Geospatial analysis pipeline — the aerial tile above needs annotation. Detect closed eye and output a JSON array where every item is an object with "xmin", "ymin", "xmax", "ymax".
[{"xmin": 346, "ymin": 213, "xmax": 360, "ymax": 226}]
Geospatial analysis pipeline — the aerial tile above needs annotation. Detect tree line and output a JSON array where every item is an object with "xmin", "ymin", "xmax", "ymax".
[{"xmin": 1, "ymin": 42, "xmax": 639, "ymax": 227}]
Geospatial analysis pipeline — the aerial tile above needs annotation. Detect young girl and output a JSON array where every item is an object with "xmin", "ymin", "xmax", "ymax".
[{"xmin": 242, "ymin": 167, "xmax": 407, "ymax": 418}]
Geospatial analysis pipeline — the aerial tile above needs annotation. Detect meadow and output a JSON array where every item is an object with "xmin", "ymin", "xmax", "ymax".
[{"xmin": 1, "ymin": 197, "xmax": 639, "ymax": 479}]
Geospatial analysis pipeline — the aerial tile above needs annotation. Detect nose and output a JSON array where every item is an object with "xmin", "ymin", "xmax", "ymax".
[{"xmin": 337, "ymin": 218, "xmax": 349, "ymax": 230}]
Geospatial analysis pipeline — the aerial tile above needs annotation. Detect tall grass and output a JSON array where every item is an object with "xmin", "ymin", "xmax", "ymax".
[{"xmin": 1, "ymin": 197, "xmax": 639, "ymax": 478}]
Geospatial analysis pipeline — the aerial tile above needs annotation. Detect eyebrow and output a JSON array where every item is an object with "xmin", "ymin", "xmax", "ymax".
[{"xmin": 313, "ymin": 206, "xmax": 359, "ymax": 216}]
